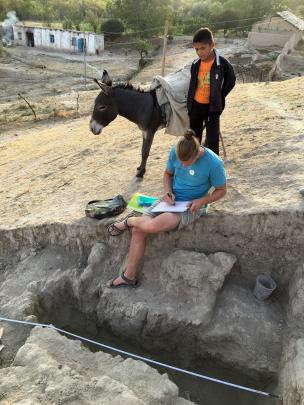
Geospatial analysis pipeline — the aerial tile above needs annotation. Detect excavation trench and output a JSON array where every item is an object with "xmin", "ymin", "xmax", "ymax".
[
  {"xmin": 0, "ymin": 209, "xmax": 303, "ymax": 404},
  {"xmin": 36, "ymin": 292, "xmax": 277, "ymax": 405}
]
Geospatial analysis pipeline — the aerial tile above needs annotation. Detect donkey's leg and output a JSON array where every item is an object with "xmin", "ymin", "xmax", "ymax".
[
  {"xmin": 136, "ymin": 129, "xmax": 156, "ymax": 178},
  {"xmin": 137, "ymin": 131, "xmax": 146, "ymax": 171}
]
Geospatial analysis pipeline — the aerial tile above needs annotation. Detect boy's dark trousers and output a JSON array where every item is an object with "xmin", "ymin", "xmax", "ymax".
[{"xmin": 189, "ymin": 100, "xmax": 220, "ymax": 155}]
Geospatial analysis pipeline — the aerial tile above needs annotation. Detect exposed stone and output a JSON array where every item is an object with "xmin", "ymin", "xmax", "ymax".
[
  {"xmin": 0, "ymin": 327, "xmax": 191, "ymax": 405},
  {"xmin": 158, "ymin": 250, "xmax": 237, "ymax": 325},
  {"xmin": 279, "ymin": 263, "xmax": 304, "ymax": 403},
  {"xmin": 92, "ymin": 250, "xmax": 237, "ymax": 338},
  {"xmin": 201, "ymin": 283, "xmax": 283, "ymax": 375},
  {"xmin": 286, "ymin": 263, "xmax": 304, "ymax": 328},
  {"xmin": 36, "ymin": 245, "xmax": 282, "ymax": 377},
  {"xmin": 280, "ymin": 338, "xmax": 304, "ymax": 405}
]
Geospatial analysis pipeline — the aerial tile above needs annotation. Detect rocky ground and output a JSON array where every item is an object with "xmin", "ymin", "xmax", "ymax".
[
  {"xmin": 0, "ymin": 326, "xmax": 192, "ymax": 405},
  {"xmin": 0, "ymin": 38, "xmax": 304, "ymax": 405}
]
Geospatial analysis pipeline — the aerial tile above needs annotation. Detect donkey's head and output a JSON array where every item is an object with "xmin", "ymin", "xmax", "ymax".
[{"xmin": 90, "ymin": 70, "xmax": 118, "ymax": 135}]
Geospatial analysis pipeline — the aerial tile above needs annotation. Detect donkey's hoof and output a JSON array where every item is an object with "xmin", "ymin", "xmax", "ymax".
[{"xmin": 136, "ymin": 169, "xmax": 145, "ymax": 178}]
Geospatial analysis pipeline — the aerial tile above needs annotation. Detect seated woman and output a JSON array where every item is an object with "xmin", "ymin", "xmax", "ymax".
[{"xmin": 107, "ymin": 129, "xmax": 227, "ymax": 288}]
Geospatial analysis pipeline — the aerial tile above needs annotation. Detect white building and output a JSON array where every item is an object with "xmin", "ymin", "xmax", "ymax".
[
  {"xmin": 12, "ymin": 24, "xmax": 104, "ymax": 55},
  {"xmin": 248, "ymin": 11, "xmax": 304, "ymax": 49}
]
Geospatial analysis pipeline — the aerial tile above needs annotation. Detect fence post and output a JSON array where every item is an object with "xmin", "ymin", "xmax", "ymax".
[
  {"xmin": 161, "ymin": 20, "xmax": 169, "ymax": 77},
  {"xmin": 84, "ymin": 37, "xmax": 87, "ymax": 89}
]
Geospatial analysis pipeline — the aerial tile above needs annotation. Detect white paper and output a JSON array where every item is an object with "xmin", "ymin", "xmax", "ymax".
[{"xmin": 151, "ymin": 201, "xmax": 190, "ymax": 213}]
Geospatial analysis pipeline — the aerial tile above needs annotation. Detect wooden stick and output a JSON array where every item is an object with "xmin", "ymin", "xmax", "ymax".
[
  {"xmin": 18, "ymin": 93, "xmax": 37, "ymax": 120},
  {"xmin": 219, "ymin": 131, "xmax": 227, "ymax": 159},
  {"xmin": 76, "ymin": 92, "xmax": 80, "ymax": 117},
  {"xmin": 161, "ymin": 20, "xmax": 169, "ymax": 76},
  {"xmin": 202, "ymin": 123, "xmax": 227, "ymax": 159}
]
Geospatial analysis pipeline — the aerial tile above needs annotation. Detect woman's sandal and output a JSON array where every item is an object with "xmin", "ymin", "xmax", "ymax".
[
  {"xmin": 107, "ymin": 217, "xmax": 130, "ymax": 236},
  {"xmin": 107, "ymin": 271, "xmax": 138, "ymax": 289}
]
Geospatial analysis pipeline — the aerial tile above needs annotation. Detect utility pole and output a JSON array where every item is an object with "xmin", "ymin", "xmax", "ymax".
[
  {"xmin": 161, "ymin": 20, "xmax": 169, "ymax": 77},
  {"xmin": 83, "ymin": 37, "xmax": 87, "ymax": 89}
]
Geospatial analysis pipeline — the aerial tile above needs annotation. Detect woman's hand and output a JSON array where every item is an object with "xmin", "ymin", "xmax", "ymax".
[
  {"xmin": 163, "ymin": 192, "xmax": 175, "ymax": 205},
  {"xmin": 188, "ymin": 198, "xmax": 205, "ymax": 212}
]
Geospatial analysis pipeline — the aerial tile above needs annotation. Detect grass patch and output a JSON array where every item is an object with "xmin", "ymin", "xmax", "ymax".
[
  {"xmin": 20, "ymin": 110, "xmax": 34, "ymax": 117},
  {"xmin": 15, "ymin": 104, "xmax": 29, "ymax": 111},
  {"xmin": 40, "ymin": 106, "xmax": 54, "ymax": 114}
]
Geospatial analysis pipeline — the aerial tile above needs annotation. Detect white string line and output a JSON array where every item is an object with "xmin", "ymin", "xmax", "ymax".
[{"xmin": 0, "ymin": 315, "xmax": 279, "ymax": 399}]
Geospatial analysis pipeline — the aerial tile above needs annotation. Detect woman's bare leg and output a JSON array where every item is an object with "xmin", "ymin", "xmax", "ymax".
[
  {"xmin": 111, "ymin": 212, "xmax": 180, "ymax": 234},
  {"xmin": 123, "ymin": 227, "xmax": 147, "ymax": 280},
  {"xmin": 109, "ymin": 213, "xmax": 180, "ymax": 286}
]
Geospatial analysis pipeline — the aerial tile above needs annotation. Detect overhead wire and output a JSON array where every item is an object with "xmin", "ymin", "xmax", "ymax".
[
  {"xmin": 101, "ymin": 24, "xmax": 282, "ymax": 48},
  {"xmin": 101, "ymin": 15, "xmax": 267, "ymax": 35}
]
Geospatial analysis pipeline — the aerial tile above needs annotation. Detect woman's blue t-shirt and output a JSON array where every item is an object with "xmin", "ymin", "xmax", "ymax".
[{"xmin": 166, "ymin": 146, "xmax": 227, "ymax": 201}]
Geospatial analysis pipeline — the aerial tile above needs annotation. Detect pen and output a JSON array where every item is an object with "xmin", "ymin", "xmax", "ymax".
[{"xmin": 167, "ymin": 192, "xmax": 175, "ymax": 205}]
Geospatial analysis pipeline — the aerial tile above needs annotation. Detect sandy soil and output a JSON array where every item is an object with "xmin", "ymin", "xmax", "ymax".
[
  {"xmin": 0, "ymin": 45, "xmax": 140, "ymax": 102},
  {"xmin": 0, "ymin": 74, "xmax": 303, "ymax": 229}
]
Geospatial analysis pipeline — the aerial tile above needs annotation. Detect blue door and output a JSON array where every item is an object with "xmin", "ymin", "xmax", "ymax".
[{"xmin": 78, "ymin": 38, "xmax": 84, "ymax": 52}]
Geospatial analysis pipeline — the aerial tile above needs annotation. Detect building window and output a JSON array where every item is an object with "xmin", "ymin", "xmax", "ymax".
[
  {"xmin": 71, "ymin": 37, "xmax": 76, "ymax": 46},
  {"xmin": 50, "ymin": 34, "xmax": 55, "ymax": 43},
  {"xmin": 18, "ymin": 32, "xmax": 22, "ymax": 40}
]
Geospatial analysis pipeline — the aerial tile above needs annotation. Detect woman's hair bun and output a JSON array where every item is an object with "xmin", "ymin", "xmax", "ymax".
[
  {"xmin": 177, "ymin": 129, "xmax": 200, "ymax": 161},
  {"xmin": 184, "ymin": 129, "xmax": 196, "ymax": 141}
]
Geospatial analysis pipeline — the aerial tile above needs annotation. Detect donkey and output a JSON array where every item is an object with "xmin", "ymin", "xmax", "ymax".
[{"xmin": 90, "ymin": 70, "xmax": 165, "ymax": 178}]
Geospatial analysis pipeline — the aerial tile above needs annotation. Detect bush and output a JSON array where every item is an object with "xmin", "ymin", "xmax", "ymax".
[
  {"xmin": 62, "ymin": 18, "xmax": 73, "ymax": 30},
  {"xmin": 79, "ymin": 22, "xmax": 95, "ymax": 32},
  {"xmin": 100, "ymin": 19, "xmax": 124, "ymax": 39}
]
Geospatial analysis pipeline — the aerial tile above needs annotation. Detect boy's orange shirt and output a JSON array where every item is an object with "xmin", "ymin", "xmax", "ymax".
[{"xmin": 194, "ymin": 58, "xmax": 215, "ymax": 104}]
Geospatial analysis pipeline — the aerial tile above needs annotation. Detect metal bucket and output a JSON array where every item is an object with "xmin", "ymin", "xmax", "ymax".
[{"xmin": 253, "ymin": 275, "xmax": 277, "ymax": 301}]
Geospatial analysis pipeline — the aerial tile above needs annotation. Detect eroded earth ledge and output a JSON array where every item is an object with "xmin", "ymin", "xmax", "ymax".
[{"xmin": 0, "ymin": 209, "xmax": 304, "ymax": 404}]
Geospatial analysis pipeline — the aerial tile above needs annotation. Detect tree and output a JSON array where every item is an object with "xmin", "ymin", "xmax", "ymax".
[
  {"xmin": 298, "ymin": 5, "xmax": 304, "ymax": 17},
  {"xmin": 107, "ymin": 0, "xmax": 172, "ymax": 66},
  {"xmin": 209, "ymin": 6, "xmax": 241, "ymax": 32},
  {"xmin": 190, "ymin": 1, "xmax": 210, "ymax": 18},
  {"xmin": 85, "ymin": 9, "xmax": 101, "ymax": 32},
  {"xmin": 0, "ymin": 0, "xmax": 10, "ymax": 20},
  {"xmin": 100, "ymin": 18, "xmax": 124, "ymax": 38},
  {"xmin": 62, "ymin": 17, "xmax": 73, "ymax": 30},
  {"xmin": 108, "ymin": 0, "xmax": 171, "ymax": 38},
  {"xmin": 133, "ymin": 38, "xmax": 152, "ymax": 66}
]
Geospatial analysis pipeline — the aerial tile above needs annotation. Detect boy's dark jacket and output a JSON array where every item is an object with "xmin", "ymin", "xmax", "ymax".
[{"xmin": 187, "ymin": 49, "xmax": 236, "ymax": 114}]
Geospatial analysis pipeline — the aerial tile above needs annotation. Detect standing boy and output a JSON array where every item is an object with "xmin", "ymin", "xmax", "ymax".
[{"xmin": 187, "ymin": 27, "xmax": 236, "ymax": 155}]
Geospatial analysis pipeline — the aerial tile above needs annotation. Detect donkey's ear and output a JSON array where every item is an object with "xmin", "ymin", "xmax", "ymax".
[
  {"xmin": 93, "ymin": 78, "xmax": 103, "ymax": 89},
  {"xmin": 100, "ymin": 82, "xmax": 112, "ymax": 96},
  {"xmin": 101, "ymin": 70, "xmax": 112, "ymax": 86},
  {"xmin": 93, "ymin": 79, "xmax": 112, "ymax": 95}
]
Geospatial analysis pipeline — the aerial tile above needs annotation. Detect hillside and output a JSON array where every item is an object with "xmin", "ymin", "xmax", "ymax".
[{"xmin": 0, "ymin": 77, "xmax": 303, "ymax": 229}]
